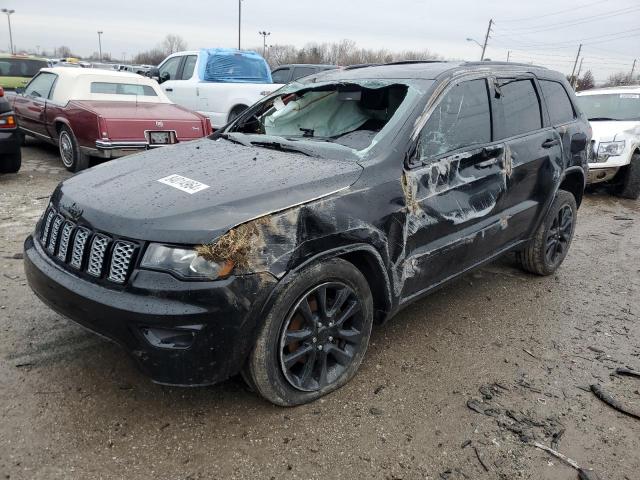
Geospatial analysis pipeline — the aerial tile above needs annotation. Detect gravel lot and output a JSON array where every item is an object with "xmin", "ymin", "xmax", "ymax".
[{"xmin": 1, "ymin": 140, "xmax": 639, "ymax": 480}]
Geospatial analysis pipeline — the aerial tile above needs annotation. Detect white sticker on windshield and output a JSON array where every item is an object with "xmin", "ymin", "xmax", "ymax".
[
  {"xmin": 158, "ymin": 174, "xmax": 210, "ymax": 194},
  {"xmin": 620, "ymin": 94, "xmax": 639, "ymax": 99}
]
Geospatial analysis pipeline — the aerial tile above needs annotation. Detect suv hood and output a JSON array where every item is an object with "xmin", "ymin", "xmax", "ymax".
[{"xmin": 52, "ymin": 138, "xmax": 363, "ymax": 243}]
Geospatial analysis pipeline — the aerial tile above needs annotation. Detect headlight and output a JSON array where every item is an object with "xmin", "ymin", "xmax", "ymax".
[
  {"xmin": 141, "ymin": 244, "xmax": 234, "ymax": 280},
  {"xmin": 597, "ymin": 141, "xmax": 625, "ymax": 161}
]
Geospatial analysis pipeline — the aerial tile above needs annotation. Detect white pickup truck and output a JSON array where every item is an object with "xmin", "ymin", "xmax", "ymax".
[
  {"xmin": 154, "ymin": 49, "xmax": 282, "ymax": 128},
  {"xmin": 576, "ymin": 86, "xmax": 640, "ymax": 199}
]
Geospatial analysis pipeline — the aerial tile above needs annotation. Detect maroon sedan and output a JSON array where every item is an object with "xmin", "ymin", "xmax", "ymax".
[{"xmin": 12, "ymin": 67, "xmax": 212, "ymax": 171}]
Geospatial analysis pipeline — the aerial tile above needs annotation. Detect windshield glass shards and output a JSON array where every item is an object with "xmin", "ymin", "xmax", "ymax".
[
  {"xmin": 577, "ymin": 93, "xmax": 640, "ymax": 122},
  {"xmin": 222, "ymin": 80, "xmax": 424, "ymax": 158}
]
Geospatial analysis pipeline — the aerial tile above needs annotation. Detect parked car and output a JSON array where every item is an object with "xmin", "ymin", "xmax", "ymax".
[
  {"xmin": 575, "ymin": 86, "xmax": 640, "ymax": 199},
  {"xmin": 0, "ymin": 86, "xmax": 21, "ymax": 173},
  {"xmin": 0, "ymin": 54, "xmax": 49, "ymax": 90},
  {"xmin": 12, "ymin": 67, "xmax": 213, "ymax": 172},
  {"xmin": 271, "ymin": 64, "xmax": 337, "ymax": 84},
  {"xmin": 151, "ymin": 49, "xmax": 282, "ymax": 128},
  {"xmin": 24, "ymin": 61, "xmax": 589, "ymax": 405}
]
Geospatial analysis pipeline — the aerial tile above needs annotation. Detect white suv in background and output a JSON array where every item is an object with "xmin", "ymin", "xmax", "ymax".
[{"xmin": 576, "ymin": 86, "xmax": 640, "ymax": 199}]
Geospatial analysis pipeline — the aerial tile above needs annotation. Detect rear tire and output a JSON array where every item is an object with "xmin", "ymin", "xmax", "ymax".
[
  {"xmin": 58, "ymin": 125, "xmax": 89, "ymax": 172},
  {"xmin": 616, "ymin": 153, "xmax": 640, "ymax": 200},
  {"xmin": 0, "ymin": 150, "xmax": 21, "ymax": 173},
  {"xmin": 517, "ymin": 189, "xmax": 577, "ymax": 276},
  {"xmin": 246, "ymin": 258, "xmax": 373, "ymax": 406}
]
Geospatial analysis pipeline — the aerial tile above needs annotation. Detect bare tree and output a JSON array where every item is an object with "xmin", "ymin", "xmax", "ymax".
[
  {"xmin": 260, "ymin": 39, "xmax": 442, "ymax": 68},
  {"xmin": 602, "ymin": 71, "xmax": 636, "ymax": 87},
  {"xmin": 576, "ymin": 70, "xmax": 595, "ymax": 91},
  {"xmin": 132, "ymin": 48, "xmax": 167, "ymax": 66},
  {"xmin": 161, "ymin": 34, "xmax": 187, "ymax": 55},
  {"xmin": 54, "ymin": 46, "xmax": 75, "ymax": 58}
]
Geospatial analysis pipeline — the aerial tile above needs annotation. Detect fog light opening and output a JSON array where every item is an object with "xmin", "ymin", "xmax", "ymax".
[{"xmin": 140, "ymin": 326, "xmax": 202, "ymax": 350}]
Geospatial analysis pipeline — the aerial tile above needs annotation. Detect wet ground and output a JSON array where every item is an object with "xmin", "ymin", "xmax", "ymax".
[{"xmin": 1, "ymin": 140, "xmax": 639, "ymax": 480}]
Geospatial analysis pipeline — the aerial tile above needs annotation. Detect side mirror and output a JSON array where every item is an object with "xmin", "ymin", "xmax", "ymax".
[
  {"xmin": 147, "ymin": 67, "xmax": 160, "ymax": 82},
  {"xmin": 159, "ymin": 71, "xmax": 170, "ymax": 84},
  {"xmin": 570, "ymin": 133, "xmax": 588, "ymax": 154}
]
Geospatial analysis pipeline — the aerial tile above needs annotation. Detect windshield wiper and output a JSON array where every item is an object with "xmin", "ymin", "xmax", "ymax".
[
  {"xmin": 588, "ymin": 117, "xmax": 620, "ymax": 121},
  {"xmin": 216, "ymin": 132, "xmax": 252, "ymax": 147},
  {"xmin": 250, "ymin": 141, "xmax": 317, "ymax": 157}
]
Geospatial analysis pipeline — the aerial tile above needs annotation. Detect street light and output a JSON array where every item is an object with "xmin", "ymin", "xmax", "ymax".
[
  {"xmin": 238, "ymin": 0, "xmax": 243, "ymax": 50},
  {"xmin": 97, "ymin": 30, "xmax": 103, "ymax": 62},
  {"xmin": 258, "ymin": 31, "xmax": 271, "ymax": 56},
  {"xmin": 466, "ymin": 37, "xmax": 483, "ymax": 49},
  {"xmin": 1, "ymin": 9, "xmax": 15, "ymax": 55}
]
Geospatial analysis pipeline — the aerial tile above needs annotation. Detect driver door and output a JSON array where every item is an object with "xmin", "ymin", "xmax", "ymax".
[
  {"xmin": 401, "ymin": 77, "xmax": 512, "ymax": 299},
  {"xmin": 157, "ymin": 55, "xmax": 184, "ymax": 103},
  {"xmin": 13, "ymin": 71, "xmax": 57, "ymax": 138}
]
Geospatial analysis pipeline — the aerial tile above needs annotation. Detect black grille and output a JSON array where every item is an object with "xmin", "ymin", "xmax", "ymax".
[{"xmin": 39, "ymin": 206, "xmax": 137, "ymax": 284}]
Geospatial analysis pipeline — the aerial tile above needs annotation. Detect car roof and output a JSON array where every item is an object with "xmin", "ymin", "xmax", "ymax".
[
  {"xmin": 0, "ymin": 54, "xmax": 48, "ymax": 61},
  {"xmin": 576, "ymin": 85, "xmax": 640, "ymax": 96},
  {"xmin": 307, "ymin": 61, "xmax": 557, "ymax": 82}
]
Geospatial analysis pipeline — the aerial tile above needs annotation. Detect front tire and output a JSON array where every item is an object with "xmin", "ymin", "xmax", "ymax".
[
  {"xmin": 616, "ymin": 153, "xmax": 640, "ymax": 200},
  {"xmin": 58, "ymin": 125, "xmax": 89, "ymax": 172},
  {"xmin": 246, "ymin": 258, "xmax": 373, "ymax": 406},
  {"xmin": 517, "ymin": 189, "xmax": 577, "ymax": 276}
]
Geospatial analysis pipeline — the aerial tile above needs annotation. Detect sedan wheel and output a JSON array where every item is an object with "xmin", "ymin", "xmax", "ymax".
[
  {"xmin": 58, "ymin": 126, "xmax": 90, "ymax": 172},
  {"xmin": 59, "ymin": 130, "xmax": 75, "ymax": 169}
]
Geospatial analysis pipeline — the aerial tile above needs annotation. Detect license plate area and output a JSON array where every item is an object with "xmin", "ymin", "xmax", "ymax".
[{"xmin": 146, "ymin": 130, "xmax": 177, "ymax": 145}]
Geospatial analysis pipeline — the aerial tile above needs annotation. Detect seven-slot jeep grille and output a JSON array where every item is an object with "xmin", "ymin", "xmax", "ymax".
[{"xmin": 39, "ymin": 206, "xmax": 137, "ymax": 285}]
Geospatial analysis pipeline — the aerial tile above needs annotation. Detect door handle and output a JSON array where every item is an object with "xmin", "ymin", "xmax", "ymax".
[
  {"xmin": 165, "ymin": 88, "xmax": 173, "ymax": 92},
  {"xmin": 541, "ymin": 139, "xmax": 560, "ymax": 148}
]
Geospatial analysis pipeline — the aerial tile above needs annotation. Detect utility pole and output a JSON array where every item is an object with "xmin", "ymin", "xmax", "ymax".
[
  {"xmin": 570, "ymin": 43, "xmax": 582, "ymax": 88},
  {"xmin": 97, "ymin": 31, "xmax": 103, "ymax": 62},
  {"xmin": 576, "ymin": 57, "xmax": 584, "ymax": 78},
  {"xmin": 238, "ymin": 0, "xmax": 242, "ymax": 50},
  {"xmin": 631, "ymin": 59, "xmax": 637, "ymax": 79},
  {"xmin": 1, "ymin": 9, "xmax": 15, "ymax": 55},
  {"xmin": 480, "ymin": 18, "xmax": 493, "ymax": 61},
  {"xmin": 258, "ymin": 31, "xmax": 271, "ymax": 57},
  {"xmin": 506, "ymin": 50, "xmax": 511, "ymax": 62}
]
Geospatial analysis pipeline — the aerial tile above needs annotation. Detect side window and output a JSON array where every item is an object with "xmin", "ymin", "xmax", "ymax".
[
  {"xmin": 292, "ymin": 66, "xmax": 316, "ymax": 81},
  {"xmin": 24, "ymin": 72, "xmax": 57, "ymax": 99},
  {"xmin": 496, "ymin": 79, "xmax": 542, "ymax": 139},
  {"xmin": 418, "ymin": 79, "xmax": 491, "ymax": 160},
  {"xmin": 181, "ymin": 55, "xmax": 197, "ymax": 80},
  {"xmin": 271, "ymin": 68, "xmax": 290, "ymax": 84},
  {"xmin": 159, "ymin": 56, "xmax": 182, "ymax": 81},
  {"xmin": 540, "ymin": 80, "xmax": 576, "ymax": 125}
]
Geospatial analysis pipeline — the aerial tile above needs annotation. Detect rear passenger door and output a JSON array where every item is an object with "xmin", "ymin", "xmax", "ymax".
[
  {"xmin": 401, "ymin": 77, "xmax": 512, "ymax": 298},
  {"xmin": 492, "ymin": 76, "xmax": 563, "ymax": 242}
]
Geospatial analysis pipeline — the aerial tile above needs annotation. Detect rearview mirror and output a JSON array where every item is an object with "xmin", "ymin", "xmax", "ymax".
[{"xmin": 570, "ymin": 133, "xmax": 588, "ymax": 154}]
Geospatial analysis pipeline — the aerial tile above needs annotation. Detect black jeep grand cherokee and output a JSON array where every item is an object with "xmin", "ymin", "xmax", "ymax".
[{"xmin": 25, "ymin": 62, "xmax": 590, "ymax": 405}]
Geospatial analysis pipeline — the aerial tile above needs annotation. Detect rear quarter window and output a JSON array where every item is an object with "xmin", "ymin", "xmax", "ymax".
[
  {"xmin": 540, "ymin": 80, "xmax": 576, "ymax": 125},
  {"xmin": 90, "ymin": 82, "xmax": 157, "ymax": 96}
]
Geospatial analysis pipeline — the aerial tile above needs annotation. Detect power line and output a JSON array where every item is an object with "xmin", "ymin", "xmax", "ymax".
[
  {"xmin": 499, "ymin": 6, "xmax": 640, "ymax": 34},
  {"xmin": 492, "ymin": 26, "xmax": 640, "ymax": 49},
  {"xmin": 497, "ymin": 0, "xmax": 608, "ymax": 23}
]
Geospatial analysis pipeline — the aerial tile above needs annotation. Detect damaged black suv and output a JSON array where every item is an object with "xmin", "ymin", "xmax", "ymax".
[{"xmin": 25, "ymin": 61, "xmax": 590, "ymax": 406}]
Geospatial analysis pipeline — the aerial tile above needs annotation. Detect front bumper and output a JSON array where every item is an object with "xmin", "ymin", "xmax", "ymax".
[
  {"xmin": 587, "ymin": 166, "xmax": 619, "ymax": 184},
  {"xmin": 24, "ymin": 235, "xmax": 278, "ymax": 386}
]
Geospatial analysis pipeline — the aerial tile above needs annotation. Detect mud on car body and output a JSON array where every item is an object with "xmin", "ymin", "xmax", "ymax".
[{"xmin": 24, "ymin": 61, "xmax": 590, "ymax": 405}]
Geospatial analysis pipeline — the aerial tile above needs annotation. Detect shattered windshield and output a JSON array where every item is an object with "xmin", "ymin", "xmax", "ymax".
[
  {"xmin": 221, "ymin": 79, "xmax": 425, "ymax": 158},
  {"xmin": 577, "ymin": 93, "xmax": 640, "ymax": 121}
]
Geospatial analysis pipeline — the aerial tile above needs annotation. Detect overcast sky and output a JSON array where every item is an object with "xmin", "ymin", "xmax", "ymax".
[{"xmin": 1, "ymin": 0, "xmax": 638, "ymax": 83}]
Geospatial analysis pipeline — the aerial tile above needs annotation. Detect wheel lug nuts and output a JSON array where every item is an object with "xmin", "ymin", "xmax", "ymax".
[
  {"xmin": 312, "ymin": 337, "xmax": 317, "ymax": 343},
  {"xmin": 317, "ymin": 345, "xmax": 323, "ymax": 351},
  {"xmin": 328, "ymin": 336, "xmax": 334, "ymax": 342},
  {"xmin": 318, "ymin": 322, "xmax": 323, "ymax": 328},
  {"xmin": 328, "ymin": 322, "xmax": 334, "ymax": 327}
]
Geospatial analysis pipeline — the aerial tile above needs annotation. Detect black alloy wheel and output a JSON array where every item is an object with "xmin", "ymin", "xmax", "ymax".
[{"xmin": 279, "ymin": 282, "xmax": 366, "ymax": 392}]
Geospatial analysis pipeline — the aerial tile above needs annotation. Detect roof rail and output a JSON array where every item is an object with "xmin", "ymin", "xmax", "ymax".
[
  {"xmin": 463, "ymin": 60, "xmax": 548, "ymax": 69},
  {"xmin": 384, "ymin": 60, "xmax": 446, "ymax": 66},
  {"xmin": 343, "ymin": 63, "xmax": 381, "ymax": 70}
]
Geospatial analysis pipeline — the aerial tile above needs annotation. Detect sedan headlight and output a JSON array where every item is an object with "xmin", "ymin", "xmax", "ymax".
[
  {"xmin": 597, "ymin": 141, "xmax": 625, "ymax": 161},
  {"xmin": 141, "ymin": 244, "xmax": 234, "ymax": 280}
]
